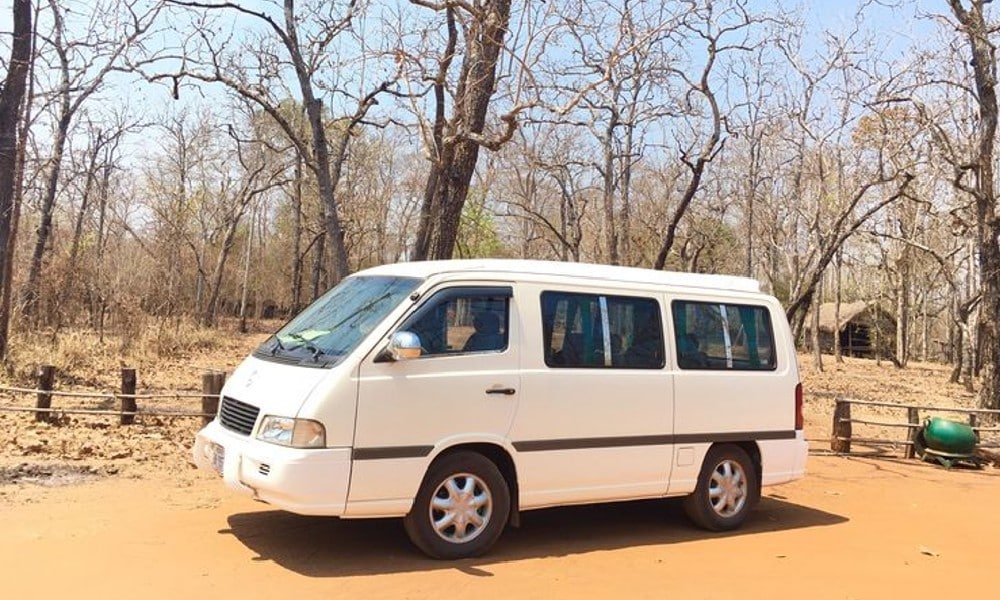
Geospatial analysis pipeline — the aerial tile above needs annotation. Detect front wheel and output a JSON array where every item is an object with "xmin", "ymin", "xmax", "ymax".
[
  {"xmin": 683, "ymin": 444, "xmax": 758, "ymax": 531},
  {"xmin": 404, "ymin": 451, "xmax": 510, "ymax": 559}
]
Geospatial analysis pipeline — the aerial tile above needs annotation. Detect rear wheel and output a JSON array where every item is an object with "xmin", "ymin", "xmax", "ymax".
[
  {"xmin": 683, "ymin": 444, "xmax": 758, "ymax": 531},
  {"xmin": 404, "ymin": 451, "xmax": 510, "ymax": 559}
]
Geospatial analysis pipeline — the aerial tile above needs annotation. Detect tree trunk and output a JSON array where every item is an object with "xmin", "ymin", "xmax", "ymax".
[
  {"xmin": 412, "ymin": 0, "xmax": 513, "ymax": 261},
  {"xmin": 965, "ymin": 319, "xmax": 976, "ymax": 392},
  {"xmin": 812, "ymin": 277, "xmax": 823, "ymax": 372},
  {"xmin": 949, "ymin": 293, "xmax": 957, "ymax": 366},
  {"xmin": 291, "ymin": 154, "xmax": 303, "ymax": 313},
  {"xmin": 745, "ymin": 136, "xmax": 761, "ymax": 279},
  {"xmin": 311, "ymin": 231, "xmax": 325, "ymax": 300},
  {"xmin": 620, "ymin": 121, "xmax": 634, "ymax": 265},
  {"xmin": 949, "ymin": 0, "xmax": 1000, "ymax": 408},
  {"xmin": 834, "ymin": 250, "xmax": 843, "ymax": 363},
  {"xmin": 69, "ymin": 132, "xmax": 102, "ymax": 271},
  {"xmin": 23, "ymin": 110, "xmax": 70, "ymax": 320},
  {"xmin": 91, "ymin": 159, "xmax": 111, "ymax": 331},
  {"xmin": 283, "ymin": 0, "xmax": 350, "ymax": 284},
  {"xmin": 601, "ymin": 117, "xmax": 619, "ymax": 265},
  {"xmin": 0, "ymin": 0, "xmax": 31, "ymax": 358},
  {"xmin": 896, "ymin": 258, "xmax": 910, "ymax": 368},
  {"xmin": 239, "ymin": 208, "xmax": 253, "ymax": 334},
  {"xmin": 203, "ymin": 209, "xmax": 247, "ymax": 327},
  {"xmin": 876, "ymin": 281, "xmax": 883, "ymax": 367},
  {"xmin": 951, "ymin": 299, "xmax": 964, "ymax": 384},
  {"xmin": 921, "ymin": 291, "xmax": 929, "ymax": 363},
  {"xmin": 23, "ymin": 1, "xmax": 71, "ymax": 321}
]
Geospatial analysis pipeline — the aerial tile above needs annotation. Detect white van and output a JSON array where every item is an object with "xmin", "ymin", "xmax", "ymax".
[{"xmin": 193, "ymin": 259, "xmax": 807, "ymax": 559}]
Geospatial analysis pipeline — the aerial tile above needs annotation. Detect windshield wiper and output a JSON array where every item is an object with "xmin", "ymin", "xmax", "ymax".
[
  {"xmin": 285, "ymin": 332, "xmax": 326, "ymax": 362},
  {"xmin": 270, "ymin": 335, "xmax": 286, "ymax": 356},
  {"xmin": 330, "ymin": 292, "xmax": 393, "ymax": 330}
]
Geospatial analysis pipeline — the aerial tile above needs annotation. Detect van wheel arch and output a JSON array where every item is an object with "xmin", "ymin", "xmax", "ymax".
[
  {"xmin": 425, "ymin": 443, "xmax": 520, "ymax": 528},
  {"xmin": 684, "ymin": 443, "xmax": 760, "ymax": 531},
  {"xmin": 727, "ymin": 441, "xmax": 762, "ymax": 506}
]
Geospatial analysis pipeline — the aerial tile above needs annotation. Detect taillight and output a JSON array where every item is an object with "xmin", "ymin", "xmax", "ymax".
[{"xmin": 794, "ymin": 382, "xmax": 804, "ymax": 430}]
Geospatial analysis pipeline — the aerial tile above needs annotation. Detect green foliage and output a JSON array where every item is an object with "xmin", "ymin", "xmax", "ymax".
[{"xmin": 456, "ymin": 190, "xmax": 503, "ymax": 258}]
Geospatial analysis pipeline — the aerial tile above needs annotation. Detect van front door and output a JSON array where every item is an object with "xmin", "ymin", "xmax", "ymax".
[
  {"xmin": 347, "ymin": 284, "xmax": 520, "ymax": 515},
  {"xmin": 510, "ymin": 286, "xmax": 674, "ymax": 508}
]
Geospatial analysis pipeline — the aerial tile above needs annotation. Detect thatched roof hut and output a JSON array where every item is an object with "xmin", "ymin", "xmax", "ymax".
[{"xmin": 808, "ymin": 301, "xmax": 895, "ymax": 358}]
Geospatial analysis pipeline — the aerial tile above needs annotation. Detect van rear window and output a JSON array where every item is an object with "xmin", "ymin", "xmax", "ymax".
[
  {"xmin": 671, "ymin": 300, "xmax": 776, "ymax": 371},
  {"xmin": 541, "ymin": 292, "xmax": 664, "ymax": 369}
]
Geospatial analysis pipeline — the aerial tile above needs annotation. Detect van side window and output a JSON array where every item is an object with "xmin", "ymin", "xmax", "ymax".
[
  {"xmin": 401, "ymin": 288, "xmax": 510, "ymax": 357},
  {"xmin": 671, "ymin": 300, "xmax": 776, "ymax": 370},
  {"xmin": 541, "ymin": 292, "xmax": 664, "ymax": 369}
]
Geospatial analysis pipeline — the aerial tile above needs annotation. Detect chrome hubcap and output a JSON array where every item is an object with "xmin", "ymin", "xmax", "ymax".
[
  {"xmin": 429, "ymin": 473, "xmax": 493, "ymax": 544},
  {"xmin": 708, "ymin": 459, "xmax": 748, "ymax": 517}
]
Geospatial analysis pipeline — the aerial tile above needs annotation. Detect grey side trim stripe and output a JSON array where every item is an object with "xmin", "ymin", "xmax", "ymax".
[
  {"xmin": 514, "ymin": 435, "xmax": 673, "ymax": 452},
  {"xmin": 673, "ymin": 430, "xmax": 796, "ymax": 444},
  {"xmin": 352, "ymin": 445, "xmax": 433, "ymax": 460},
  {"xmin": 512, "ymin": 430, "xmax": 796, "ymax": 453},
  {"xmin": 351, "ymin": 431, "xmax": 798, "ymax": 459}
]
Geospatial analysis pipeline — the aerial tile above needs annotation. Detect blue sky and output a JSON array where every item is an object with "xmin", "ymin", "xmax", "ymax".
[
  {"xmin": 771, "ymin": 0, "xmax": 943, "ymax": 62},
  {"xmin": 0, "ymin": 1, "xmax": 961, "ymax": 99},
  {"xmin": 0, "ymin": 0, "xmax": 972, "ymax": 160}
]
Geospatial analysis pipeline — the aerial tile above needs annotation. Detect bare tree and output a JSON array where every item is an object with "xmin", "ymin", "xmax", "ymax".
[
  {"xmin": 653, "ymin": 0, "xmax": 765, "ymax": 269},
  {"xmin": 758, "ymin": 14, "xmax": 919, "ymax": 343},
  {"xmin": 555, "ymin": 0, "xmax": 677, "ymax": 265},
  {"xmin": 499, "ymin": 122, "xmax": 592, "ymax": 262},
  {"xmin": 202, "ymin": 128, "xmax": 286, "ymax": 326},
  {"xmin": 407, "ymin": 0, "xmax": 521, "ymax": 260},
  {"xmin": 942, "ymin": 0, "xmax": 1000, "ymax": 409},
  {"xmin": 21, "ymin": 0, "xmax": 163, "ymax": 319},
  {"xmin": 159, "ymin": 0, "xmax": 399, "ymax": 286},
  {"xmin": 0, "ymin": 0, "xmax": 32, "ymax": 358}
]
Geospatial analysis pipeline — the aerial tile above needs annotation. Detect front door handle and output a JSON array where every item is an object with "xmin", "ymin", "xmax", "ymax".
[{"xmin": 485, "ymin": 387, "xmax": 516, "ymax": 395}]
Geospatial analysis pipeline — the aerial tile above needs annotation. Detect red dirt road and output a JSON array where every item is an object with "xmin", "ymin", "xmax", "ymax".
[{"xmin": 1, "ymin": 455, "xmax": 998, "ymax": 599}]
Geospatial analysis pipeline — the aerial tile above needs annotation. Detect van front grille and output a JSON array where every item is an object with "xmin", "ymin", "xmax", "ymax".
[{"xmin": 219, "ymin": 396, "xmax": 259, "ymax": 436}]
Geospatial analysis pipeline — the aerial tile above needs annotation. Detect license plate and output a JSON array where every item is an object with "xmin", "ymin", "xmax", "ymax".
[{"xmin": 210, "ymin": 443, "xmax": 225, "ymax": 475}]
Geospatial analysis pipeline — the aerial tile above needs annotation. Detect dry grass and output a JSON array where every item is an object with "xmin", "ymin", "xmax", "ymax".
[
  {"xmin": 798, "ymin": 353, "xmax": 992, "ymax": 453},
  {"xmin": 0, "ymin": 318, "xmax": 276, "ymax": 492},
  {"xmin": 800, "ymin": 353, "xmax": 975, "ymax": 408},
  {"xmin": 1, "ymin": 317, "xmax": 275, "ymax": 392}
]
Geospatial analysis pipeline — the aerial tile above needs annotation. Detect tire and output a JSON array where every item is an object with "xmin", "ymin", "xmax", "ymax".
[
  {"xmin": 683, "ymin": 444, "xmax": 758, "ymax": 531},
  {"xmin": 404, "ymin": 451, "xmax": 511, "ymax": 559}
]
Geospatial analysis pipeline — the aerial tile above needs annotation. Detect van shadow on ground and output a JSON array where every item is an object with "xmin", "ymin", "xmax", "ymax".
[{"xmin": 221, "ymin": 496, "xmax": 847, "ymax": 577}]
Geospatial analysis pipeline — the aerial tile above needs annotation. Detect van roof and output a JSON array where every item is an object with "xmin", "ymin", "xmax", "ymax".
[{"xmin": 355, "ymin": 259, "xmax": 762, "ymax": 294}]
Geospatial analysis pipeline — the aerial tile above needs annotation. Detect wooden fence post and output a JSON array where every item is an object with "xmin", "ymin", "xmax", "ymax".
[
  {"xmin": 34, "ymin": 365, "xmax": 55, "ymax": 422},
  {"xmin": 905, "ymin": 407, "xmax": 920, "ymax": 459},
  {"xmin": 969, "ymin": 413, "xmax": 979, "ymax": 440},
  {"xmin": 831, "ymin": 398, "xmax": 852, "ymax": 453},
  {"xmin": 120, "ymin": 368, "xmax": 137, "ymax": 425},
  {"xmin": 202, "ymin": 371, "xmax": 224, "ymax": 426}
]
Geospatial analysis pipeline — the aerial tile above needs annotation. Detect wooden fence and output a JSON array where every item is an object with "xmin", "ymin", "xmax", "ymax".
[
  {"xmin": 829, "ymin": 396, "xmax": 1000, "ymax": 457},
  {"xmin": 0, "ymin": 365, "xmax": 226, "ymax": 426}
]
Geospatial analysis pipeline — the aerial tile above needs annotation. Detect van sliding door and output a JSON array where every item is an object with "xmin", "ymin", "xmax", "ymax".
[{"xmin": 510, "ymin": 285, "xmax": 674, "ymax": 508}]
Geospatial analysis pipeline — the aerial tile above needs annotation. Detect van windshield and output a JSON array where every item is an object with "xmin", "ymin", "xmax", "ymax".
[{"xmin": 256, "ymin": 275, "xmax": 422, "ymax": 367}]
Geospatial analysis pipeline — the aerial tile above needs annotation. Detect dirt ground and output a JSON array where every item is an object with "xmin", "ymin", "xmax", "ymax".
[
  {"xmin": 2, "ymin": 331, "xmax": 999, "ymax": 598},
  {"xmin": 0, "ymin": 455, "xmax": 997, "ymax": 599}
]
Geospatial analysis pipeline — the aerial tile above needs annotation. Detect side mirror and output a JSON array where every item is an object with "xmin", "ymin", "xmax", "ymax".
[{"xmin": 386, "ymin": 331, "xmax": 422, "ymax": 361}]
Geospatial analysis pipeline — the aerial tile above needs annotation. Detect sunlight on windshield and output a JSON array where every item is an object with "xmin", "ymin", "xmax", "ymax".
[{"xmin": 258, "ymin": 275, "xmax": 421, "ymax": 366}]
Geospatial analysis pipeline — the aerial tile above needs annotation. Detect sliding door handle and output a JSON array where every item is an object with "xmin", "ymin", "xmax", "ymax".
[{"xmin": 485, "ymin": 387, "xmax": 516, "ymax": 395}]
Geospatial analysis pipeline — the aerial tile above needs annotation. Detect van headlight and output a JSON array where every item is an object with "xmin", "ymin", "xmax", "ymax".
[{"xmin": 256, "ymin": 416, "xmax": 326, "ymax": 448}]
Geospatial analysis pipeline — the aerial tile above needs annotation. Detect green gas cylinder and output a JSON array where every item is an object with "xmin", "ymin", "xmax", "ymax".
[{"xmin": 923, "ymin": 417, "xmax": 978, "ymax": 455}]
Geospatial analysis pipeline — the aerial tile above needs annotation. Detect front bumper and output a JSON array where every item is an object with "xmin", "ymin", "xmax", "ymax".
[{"xmin": 192, "ymin": 420, "xmax": 351, "ymax": 516}]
